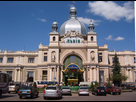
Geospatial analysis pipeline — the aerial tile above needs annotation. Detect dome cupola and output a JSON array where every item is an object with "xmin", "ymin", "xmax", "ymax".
[
  {"xmin": 52, "ymin": 19, "xmax": 58, "ymax": 32},
  {"xmin": 60, "ymin": 6, "xmax": 87, "ymax": 36},
  {"xmin": 88, "ymin": 19, "xmax": 95, "ymax": 33}
]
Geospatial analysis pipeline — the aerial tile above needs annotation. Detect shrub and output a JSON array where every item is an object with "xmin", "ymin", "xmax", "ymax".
[{"xmin": 33, "ymin": 82, "xmax": 37, "ymax": 88}]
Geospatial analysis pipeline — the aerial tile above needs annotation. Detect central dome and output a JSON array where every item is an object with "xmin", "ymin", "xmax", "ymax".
[{"xmin": 60, "ymin": 6, "xmax": 87, "ymax": 36}]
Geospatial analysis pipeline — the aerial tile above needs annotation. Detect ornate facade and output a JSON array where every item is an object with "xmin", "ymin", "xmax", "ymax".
[{"xmin": 0, "ymin": 6, "xmax": 136, "ymax": 85}]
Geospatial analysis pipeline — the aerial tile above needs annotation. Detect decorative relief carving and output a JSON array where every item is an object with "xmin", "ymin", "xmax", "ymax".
[
  {"xmin": 63, "ymin": 30, "xmax": 83, "ymax": 38},
  {"xmin": 91, "ymin": 51, "xmax": 95, "ymax": 63},
  {"xmin": 51, "ymin": 51, "xmax": 56, "ymax": 62}
]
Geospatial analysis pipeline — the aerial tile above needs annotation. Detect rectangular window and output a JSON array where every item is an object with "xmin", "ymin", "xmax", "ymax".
[
  {"xmin": 28, "ymin": 58, "xmax": 35, "ymax": 63},
  {"xmin": 42, "ymin": 70, "xmax": 47, "ymax": 81},
  {"xmin": 44, "ymin": 56, "xmax": 47, "ymax": 61},
  {"xmin": 99, "ymin": 53, "xmax": 102, "ymax": 55},
  {"xmin": 99, "ymin": 56, "xmax": 102, "ymax": 62},
  {"xmin": 99, "ymin": 53, "xmax": 102, "ymax": 62},
  {"xmin": 0, "ymin": 58, "xmax": 3, "ymax": 63},
  {"xmin": 134, "ymin": 57, "xmax": 136, "ymax": 63},
  {"xmin": 112, "ymin": 57, "xmax": 114, "ymax": 63},
  {"xmin": 7, "ymin": 71, "xmax": 12, "ymax": 81},
  {"xmin": 99, "ymin": 70, "xmax": 104, "ymax": 82},
  {"xmin": 27, "ymin": 71, "xmax": 34, "ymax": 82},
  {"xmin": 7, "ymin": 58, "xmax": 14, "ymax": 63}
]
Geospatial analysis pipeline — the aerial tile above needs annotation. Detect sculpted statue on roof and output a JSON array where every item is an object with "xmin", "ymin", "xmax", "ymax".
[{"xmin": 63, "ymin": 30, "xmax": 83, "ymax": 38}]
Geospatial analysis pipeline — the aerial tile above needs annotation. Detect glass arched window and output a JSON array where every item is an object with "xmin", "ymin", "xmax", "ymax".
[
  {"xmin": 63, "ymin": 55, "xmax": 83, "ymax": 70},
  {"xmin": 91, "ymin": 36, "xmax": 93, "ymax": 41},
  {"xmin": 78, "ymin": 40, "xmax": 80, "ymax": 43},
  {"xmin": 73, "ymin": 40, "xmax": 75, "ymax": 43},
  {"xmin": 53, "ymin": 36, "xmax": 56, "ymax": 41}
]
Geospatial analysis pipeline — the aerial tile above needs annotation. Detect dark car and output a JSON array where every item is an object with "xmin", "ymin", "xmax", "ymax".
[
  {"xmin": 130, "ymin": 86, "xmax": 135, "ymax": 91},
  {"xmin": 106, "ymin": 86, "xmax": 121, "ymax": 95},
  {"xmin": 92, "ymin": 86, "xmax": 107, "ymax": 96},
  {"xmin": 18, "ymin": 86, "xmax": 39, "ymax": 99},
  {"xmin": 8, "ymin": 82, "xmax": 22, "ymax": 93}
]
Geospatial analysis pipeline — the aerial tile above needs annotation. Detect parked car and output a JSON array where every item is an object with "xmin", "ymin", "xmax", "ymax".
[
  {"xmin": 130, "ymin": 85, "xmax": 135, "ymax": 91},
  {"xmin": 121, "ymin": 84, "xmax": 127, "ymax": 89},
  {"xmin": 92, "ymin": 86, "xmax": 107, "ymax": 96},
  {"xmin": 106, "ymin": 86, "xmax": 121, "ymax": 95},
  {"xmin": 18, "ymin": 86, "xmax": 39, "ymax": 99},
  {"xmin": 78, "ymin": 86, "xmax": 89, "ymax": 96},
  {"xmin": 43, "ymin": 86, "xmax": 62, "ymax": 99},
  {"xmin": 8, "ymin": 82, "xmax": 22, "ymax": 93},
  {"xmin": 61, "ymin": 86, "xmax": 71, "ymax": 95}
]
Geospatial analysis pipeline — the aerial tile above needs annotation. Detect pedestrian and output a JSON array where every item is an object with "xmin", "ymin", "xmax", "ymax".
[{"xmin": 25, "ymin": 82, "xmax": 28, "ymax": 86}]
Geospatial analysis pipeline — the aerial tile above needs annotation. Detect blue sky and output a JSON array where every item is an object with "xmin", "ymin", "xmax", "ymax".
[{"xmin": 0, "ymin": 1, "xmax": 135, "ymax": 51}]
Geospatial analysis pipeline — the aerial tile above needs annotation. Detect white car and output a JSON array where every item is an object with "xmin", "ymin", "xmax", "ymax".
[
  {"xmin": 78, "ymin": 86, "xmax": 89, "ymax": 96},
  {"xmin": 43, "ymin": 86, "xmax": 62, "ymax": 99}
]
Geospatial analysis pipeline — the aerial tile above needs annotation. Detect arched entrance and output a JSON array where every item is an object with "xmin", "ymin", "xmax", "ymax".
[{"xmin": 62, "ymin": 55, "xmax": 84, "ymax": 86}]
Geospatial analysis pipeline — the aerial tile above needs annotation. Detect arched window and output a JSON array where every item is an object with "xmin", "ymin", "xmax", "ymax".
[
  {"xmin": 53, "ymin": 36, "xmax": 56, "ymax": 41},
  {"xmin": 91, "ymin": 36, "xmax": 93, "ymax": 41},
  {"xmin": 63, "ymin": 55, "xmax": 83, "ymax": 69},
  {"xmin": 73, "ymin": 40, "xmax": 75, "ymax": 43}
]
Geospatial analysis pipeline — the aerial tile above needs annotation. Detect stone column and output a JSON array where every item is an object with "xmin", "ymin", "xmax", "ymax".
[
  {"xmin": 47, "ymin": 67, "xmax": 50, "ymax": 81},
  {"xmin": 90, "ymin": 68, "xmax": 92, "ymax": 82},
  {"xmin": 94, "ymin": 68, "xmax": 97, "ymax": 81},
  {"xmin": 57, "ymin": 67, "xmax": 59, "ymax": 82},
  {"xmin": 18, "ymin": 69, "xmax": 20, "ymax": 81},
  {"xmin": 61, "ymin": 67, "xmax": 63, "ymax": 83},
  {"xmin": 127, "ymin": 69, "xmax": 129, "ymax": 82},
  {"xmin": 50, "ymin": 68, "xmax": 52, "ymax": 81},
  {"xmin": 97, "ymin": 67, "xmax": 99, "ymax": 82},
  {"xmin": 130, "ymin": 69, "xmax": 132, "ymax": 82},
  {"xmin": 83, "ymin": 67, "xmax": 86, "ymax": 82},
  {"xmin": 86, "ymin": 67, "xmax": 88, "ymax": 82},
  {"xmin": 14, "ymin": 69, "xmax": 17, "ymax": 82}
]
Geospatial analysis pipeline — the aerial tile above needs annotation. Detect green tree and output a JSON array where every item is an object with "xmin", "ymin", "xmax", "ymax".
[
  {"xmin": 9, "ymin": 76, "xmax": 12, "ymax": 82},
  {"xmin": 33, "ymin": 82, "xmax": 37, "ymax": 88},
  {"xmin": 111, "ymin": 53, "xmax": 128, "ymax": 86}
]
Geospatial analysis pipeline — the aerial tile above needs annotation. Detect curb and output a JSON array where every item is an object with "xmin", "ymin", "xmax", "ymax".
[
  {"xmin": 39, "ymin": 90, "xmax": 135, "ymax": 93},
  {"xmin": 121, "ymin": 89, "xmax": 133, "ymax": 92}
]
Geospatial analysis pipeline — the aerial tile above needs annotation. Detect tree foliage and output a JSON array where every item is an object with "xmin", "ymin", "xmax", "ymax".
[
  {"xmin": 111, "ymin": 53, "xmax": 128, "ymax": 86},
  {"xmin": 33, "ymin": 82, "xmax": 37, "ymax": 88},
  {"xmin": 9, "ymin": 76, "xmax": 12, "ymax": 82}
]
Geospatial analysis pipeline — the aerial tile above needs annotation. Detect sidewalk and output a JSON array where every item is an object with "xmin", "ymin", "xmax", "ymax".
[{"xmin": 121, "ymin": 89, "xmax": 133, "ymax": 92}]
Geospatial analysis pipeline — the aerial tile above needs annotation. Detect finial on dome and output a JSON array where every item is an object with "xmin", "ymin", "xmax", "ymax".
[
  {"xmin": 52, "ymin": 19, "xmax": 58, "ymax": 32},
  {"xmin": 69, "ymin": 5, "xmax": 77, "ymax": 19},
  {"xmin": 88, "ymin": 18, "xmax": 95, "ymax": 33}
]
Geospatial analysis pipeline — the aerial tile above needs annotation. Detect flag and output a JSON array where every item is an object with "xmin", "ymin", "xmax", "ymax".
[{"xmin": 73, "ymin": 1, "xmax": 75, "ymax": 3}]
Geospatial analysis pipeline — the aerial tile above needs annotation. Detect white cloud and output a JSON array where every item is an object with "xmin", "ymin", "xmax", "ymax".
[
  {"xmin": 37, "ymin": 18, "xmax": 46, "ymax": 22},
  {"xmin": 87, "ymin": 1, "xmax": 134, "ymax": 22},
  {"xmin": 32, "ymin": 14, "xmax": 34, "ymax": 16},
  {"xmin": 39, "ymin": 10, "xmax": 44, "ymax": 12},
  {"xmin": 77, "ymin": 17, "xmax": 101, "ymax": 26},
  {"xmin": 114, "ymin": 36, "xmax": 124, "ymax": 41},
  {"xmin": 105, "ymin": 35, "xmax": 113, "ymax": 40},
  {"xmin": 105, "ymin": 35, "xmax": 125, "ymax": 41}
]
